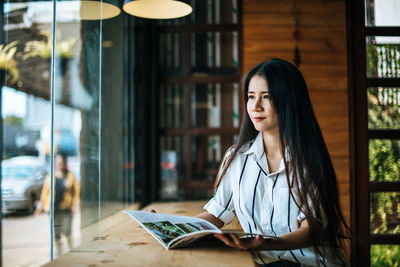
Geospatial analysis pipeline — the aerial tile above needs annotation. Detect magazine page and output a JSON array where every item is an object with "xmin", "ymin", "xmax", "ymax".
[
  {"xmin": 124, "ymin": 210, "xmax": 277, "ymax": 249},
  {"xmin": 124, "ymin": 210, "xmax": 220, "ymax": 249},
  {"xmin": 168, "ymin": 230, "xmax": 222, "ymax": 248}
]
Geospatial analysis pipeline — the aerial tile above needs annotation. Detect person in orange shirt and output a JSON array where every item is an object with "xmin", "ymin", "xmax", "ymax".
[{"xmin": 35, "ymin": 152, "xmax": 80, "ymax": 256}]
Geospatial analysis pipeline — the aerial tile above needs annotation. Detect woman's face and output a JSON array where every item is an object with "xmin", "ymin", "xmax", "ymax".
[
  {"xmin": 246, "ymin": 75, "xmax": 279, "ymax": 133},
  {"xmin": 55, "ymin": 155, "xmax": 66, "ymax": 171}
]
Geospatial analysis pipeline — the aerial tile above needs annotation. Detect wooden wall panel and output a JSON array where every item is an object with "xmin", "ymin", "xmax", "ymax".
[{"xmin": 243, "ymin": 0, "xmax": 351, "ymax": 235}]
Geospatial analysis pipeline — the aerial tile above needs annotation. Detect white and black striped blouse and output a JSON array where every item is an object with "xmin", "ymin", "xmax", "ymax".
[{"xmin": 204, "ymin": 132, "xmax": 348, "ymax": 267}]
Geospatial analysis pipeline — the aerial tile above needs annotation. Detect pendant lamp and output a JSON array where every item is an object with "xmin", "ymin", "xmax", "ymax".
[
  {"xmin": 78, "ymin": 0, "xmax": 121, "ymax": 20},
  {"xmin": 123, "ymin": 0, "xmax": 192, "ymax": 19}
]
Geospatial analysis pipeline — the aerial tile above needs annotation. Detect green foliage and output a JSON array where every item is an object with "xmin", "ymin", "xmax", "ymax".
[
  {"xmin": 4, "ymin": 115, "xmax": 23, "ymax": 126},
  {"xmin": 371, "ymin": 245, "xmax": 400, "ymax": 267},
  {"xmin": 367, "ymin": 43, "xmax": 400, "ymax": 265},
  {"xmin": 0, "ymin": 41, "xmax": 19, "ymax": 83},
  {"xmin": 369, "ymin": 139, "xmax": 400, "ymax": 182},
  {"xmin": 23, "ymin": 30, "xmax": 76, "ymax": 60},
  {"xmin": 366, "ymin": 42, "xmax": 378, "ymax": 77},
  {"xmin": 370, "ymin": 192, "xmax": 400, "ymax": 234}
]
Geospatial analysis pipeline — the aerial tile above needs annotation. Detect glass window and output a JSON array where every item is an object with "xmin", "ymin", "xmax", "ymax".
[
  {"xmin": 368, "ymin": 87, "xmax": 400, "ymax": 129},
  {"xmin": 370, "ymin": 192, "xmax": 400, "ymax": 234},
  {"xmin": 2, "ymin": 1, "xmax": 54, "ymax": 265},
  {"xmin": 2, "ymin": 0, "xmax": 135, "ymax": 265},
  {"xmin": 368, "ymin": 139, "xmax": 400, "ymax": 182},
  {"xmin": 365, "ymin": 0, "xmax": 400, "ymax": 27},
  {"xmin": 366, "ymin": 36, "xmax": 400, "ymax": 78}
]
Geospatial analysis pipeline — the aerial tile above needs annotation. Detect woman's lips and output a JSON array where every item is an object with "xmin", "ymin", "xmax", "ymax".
[{"xmin": 253, "ymin": 117, "xmax": 265, "ymax": 122}]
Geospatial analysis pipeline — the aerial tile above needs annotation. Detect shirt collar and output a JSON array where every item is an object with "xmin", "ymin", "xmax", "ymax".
[
  {"xmin": 242, "ymin": 132, "xmax": 265, "ymax": 161},
  {"xmin": 241, "ymin": 132, "xmax": 291, "ymax": 162}
]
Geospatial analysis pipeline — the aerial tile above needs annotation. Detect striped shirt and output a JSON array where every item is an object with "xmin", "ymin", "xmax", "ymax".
[{"xmin": 204, "ymin": 132, "xmax": 348, "ymax": 266}]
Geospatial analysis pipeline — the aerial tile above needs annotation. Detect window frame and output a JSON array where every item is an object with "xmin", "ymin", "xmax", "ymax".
[{"xmin": 348, "ymin": 0, "xmax": 400, "ymax": 265}]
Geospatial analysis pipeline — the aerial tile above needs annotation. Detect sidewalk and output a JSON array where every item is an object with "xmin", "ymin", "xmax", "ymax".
[{"xmin": 3, "ymin": 211, "xmax": 81, "ymax": 267}]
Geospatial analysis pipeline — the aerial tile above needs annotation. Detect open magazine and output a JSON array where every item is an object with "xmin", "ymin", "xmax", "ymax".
[{"xmin": 124, "ymin": 210, "xmax": 277, "ymax": 249}]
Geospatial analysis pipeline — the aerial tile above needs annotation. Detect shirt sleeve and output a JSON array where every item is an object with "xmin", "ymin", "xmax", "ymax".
[
  {"xmin": 203, "ymin": 148, "xmax": 236, "ymax": 224},
  {"xmin": 296, "ymin": 191, "xmax": 311, "ymax": 223}
]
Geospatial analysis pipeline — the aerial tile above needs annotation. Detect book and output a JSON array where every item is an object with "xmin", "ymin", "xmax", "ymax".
[{"xmin": 124, "ymin": 210, "xmax": 277, "ymax": 249}]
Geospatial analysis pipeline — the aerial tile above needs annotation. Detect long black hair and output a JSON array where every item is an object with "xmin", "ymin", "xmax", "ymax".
[{"xmin": 214, "ymin": 58, "xmax": 350, "ymax": 262}]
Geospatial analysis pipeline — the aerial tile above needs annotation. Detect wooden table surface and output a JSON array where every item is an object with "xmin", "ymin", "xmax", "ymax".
[{"xmin": 44, "ymin": 201, "xmax": 256, "ymax": 267}]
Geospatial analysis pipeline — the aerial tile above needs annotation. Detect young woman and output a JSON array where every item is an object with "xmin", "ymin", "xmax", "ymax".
[
  {"xmin": 195, "ymin": 59, "xmax": 350, "ymax": 266},
  {"xmin": 35, "ymin": 152, "xmax": 80, "ymax": 256}
]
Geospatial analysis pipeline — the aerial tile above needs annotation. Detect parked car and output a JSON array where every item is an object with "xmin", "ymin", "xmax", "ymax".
[{"xmin": 2, "ymin": 156, "xmax": 47, "ymax": 214}]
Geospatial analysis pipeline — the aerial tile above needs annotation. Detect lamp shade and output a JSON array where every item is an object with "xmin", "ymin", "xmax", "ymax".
[
  {"xmin": 78, "ymin": 0, "xmax": 121, "ymax": 20},
  {"xmin": 123, "ymin": 0, "xmax": 192, "ymax": 19}
]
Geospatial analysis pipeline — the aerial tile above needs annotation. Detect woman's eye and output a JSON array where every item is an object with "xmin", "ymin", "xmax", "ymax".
[
  {"xmin": 263, "ymin": 95, "xmax": 271, "ymax": 99},
  {"xmin": 248, "ymin": 95, "xmax": 255, "ymax": 99}
]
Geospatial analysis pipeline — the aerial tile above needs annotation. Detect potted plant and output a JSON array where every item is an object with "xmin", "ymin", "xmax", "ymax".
[
  {"xmin": 23, "ymin": 31, "xmax": 52, "ymax": 60},
  {"xmin": 0, "ymin": 41, "xmax": 19, "ymax": 84},
  {"xmin": 24, "ymin": 30, "xmax": 75, "ymax": 76}
]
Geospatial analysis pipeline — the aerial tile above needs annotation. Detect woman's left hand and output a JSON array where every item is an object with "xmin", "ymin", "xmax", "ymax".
[
  {"xmin": 213, "ymin": 233, "xmax": 270, "ymax": 250},
  {"xmin": 214, "ymin": 219, "xmax": 311, "ymax": 251}
]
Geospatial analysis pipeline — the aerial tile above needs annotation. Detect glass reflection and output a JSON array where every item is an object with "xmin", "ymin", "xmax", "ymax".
[
  {"xmin": 2, "ymin": 0, "xmax": 132, "ymax": 265},
  {"xmin": 37, "ymin": 153, "xmax": 80, "ymax": 256},
  {"xmin": 2, "ymin": 1, "xmax": 54, "ymax": 266}
]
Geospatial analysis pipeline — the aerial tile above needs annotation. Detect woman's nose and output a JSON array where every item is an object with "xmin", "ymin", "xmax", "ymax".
[{"xmin": 252, "ymin": 97, "xmax": 263, "ymax": 111}]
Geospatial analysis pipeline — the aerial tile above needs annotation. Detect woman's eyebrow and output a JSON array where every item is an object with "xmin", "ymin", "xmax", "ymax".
[{"xmin": 247, "ymin": 90, "xmax": 269, "ymax": 94}]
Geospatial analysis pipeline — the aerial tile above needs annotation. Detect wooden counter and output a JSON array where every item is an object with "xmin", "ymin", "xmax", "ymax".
[{"xmin": 44, "ymin": 201, "xmax": 256, "ymax": 267}]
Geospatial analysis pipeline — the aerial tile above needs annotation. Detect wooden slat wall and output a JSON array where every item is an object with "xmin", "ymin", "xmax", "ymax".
[{"xmin": 243, "ymin": 0, "xmax": 350, "ymax": 225}]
